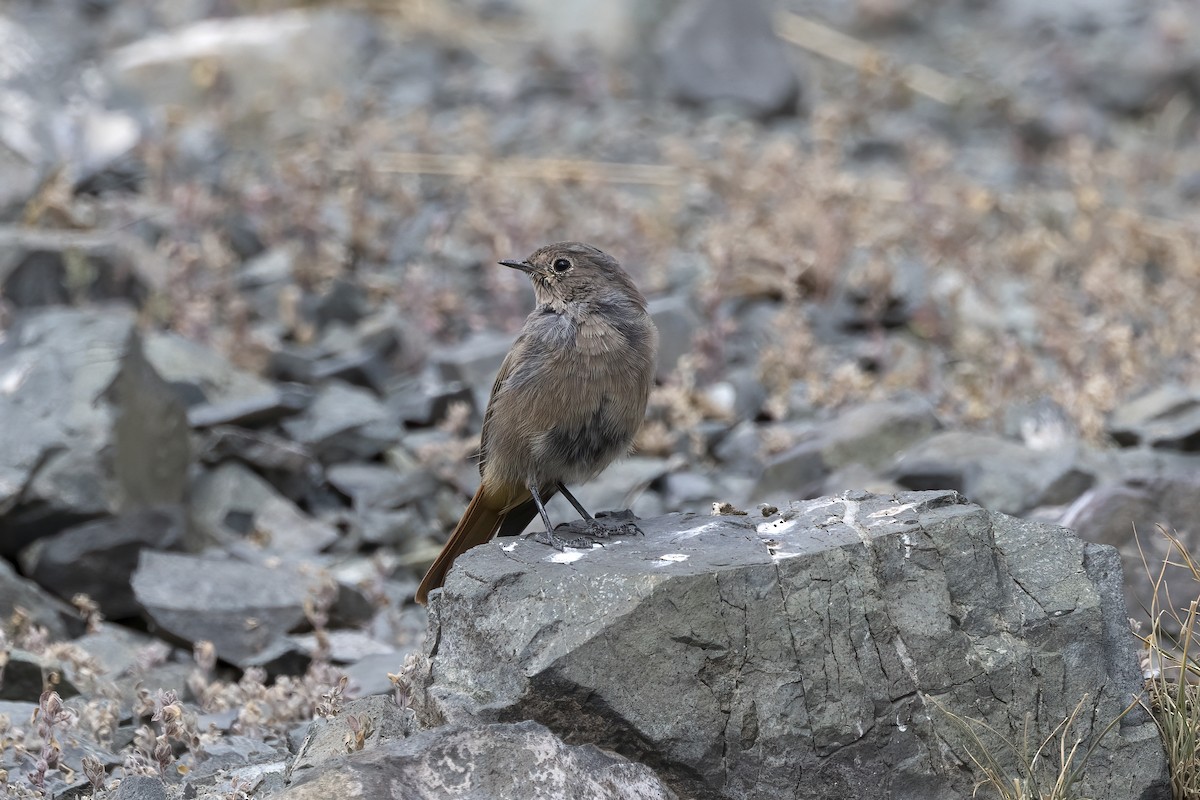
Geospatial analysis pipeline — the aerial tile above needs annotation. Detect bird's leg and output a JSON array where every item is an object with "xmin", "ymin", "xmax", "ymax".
[
  {"xmin": 558, "ymin": 482, "xmax": 643, "ymax": 537},
  {"xmin": 527, "ymin": 483, "xmax": 594, "ymax": 550}
]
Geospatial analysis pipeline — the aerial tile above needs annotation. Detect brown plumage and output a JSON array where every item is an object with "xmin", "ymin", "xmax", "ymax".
[{"xmin": 415, "ymin": 243, "xmax": 658, "ymax": 605}]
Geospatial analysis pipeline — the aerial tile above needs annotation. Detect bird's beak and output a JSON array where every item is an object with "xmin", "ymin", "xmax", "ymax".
[{"xmin": 498, "ymin": 259, "xmax": 535, "ymax": 274}]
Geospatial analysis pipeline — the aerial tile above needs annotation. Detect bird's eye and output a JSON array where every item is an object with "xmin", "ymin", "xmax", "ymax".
[{"xmin": 552, "ymin": 258, "xmax": 571, "ymax": 273}]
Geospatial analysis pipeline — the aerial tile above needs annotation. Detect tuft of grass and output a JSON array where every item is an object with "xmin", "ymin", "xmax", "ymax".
[
  {"xmin": 1136, "ymin": 525, "xmax": 1200, "ymax": 800},
  {"xmin": 927, "ymin": 692, "xmax": 1139, "ymax": 800}
]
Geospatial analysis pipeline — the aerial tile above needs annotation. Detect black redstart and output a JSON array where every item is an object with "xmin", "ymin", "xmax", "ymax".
[{"xmin": 416, "ymin": 242, "xmax": 658, "ymax": 604}]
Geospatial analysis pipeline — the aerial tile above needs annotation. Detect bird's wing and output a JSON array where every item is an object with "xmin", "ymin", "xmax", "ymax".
[{"xmin": 478, "ymin": 336, "xmax": 523, "ymax": 476}]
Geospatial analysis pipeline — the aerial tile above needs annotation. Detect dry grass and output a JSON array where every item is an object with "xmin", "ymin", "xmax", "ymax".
[
  {"xmin": 927, "ymin": 693, "xmax": 1139, "ymax": 800},
  {"xmin": 1138, "ymin": 526, "xmax": 1200, "ymax": 800}
]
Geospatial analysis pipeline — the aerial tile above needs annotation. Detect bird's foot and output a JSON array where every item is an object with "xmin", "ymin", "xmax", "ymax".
[
  {"xmin": 589, "ymin": 509, "xmax": 644, "ymax": 537},
  {"xmin": 529, "ymin": 529, "xmax": 596, "ymax": 551},
  {"xmin": 579, "ymin": 517, "xmax": 643, "ymax": 538}
]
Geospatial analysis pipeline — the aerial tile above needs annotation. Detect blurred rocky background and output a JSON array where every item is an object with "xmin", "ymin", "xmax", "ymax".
[{"xmin": 0, "ymin": 0, "xmax": 1198, "ymax": 796}]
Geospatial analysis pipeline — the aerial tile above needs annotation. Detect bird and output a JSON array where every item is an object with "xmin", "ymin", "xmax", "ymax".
[{"xmin": 415, "ymin": 242, "xmax": 659, "ymax": 605}]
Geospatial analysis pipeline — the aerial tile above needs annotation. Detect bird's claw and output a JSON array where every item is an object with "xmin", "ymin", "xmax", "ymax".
[
  {"xmin": 582, "ymin": 518, "xmax": 642, "ymax": 538},
  {"xmin": 529, "ymin": 529, "xmax": 596, "ymax": 550}
]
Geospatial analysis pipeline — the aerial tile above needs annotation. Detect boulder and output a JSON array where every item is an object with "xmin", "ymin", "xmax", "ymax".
[
  {"xmin": 0, "ymin": 307, "xmax": 189, "ymax": 556},
  {"xmin": 412, "ymin": 490, "xmax": 1166, "ymax": 800}
]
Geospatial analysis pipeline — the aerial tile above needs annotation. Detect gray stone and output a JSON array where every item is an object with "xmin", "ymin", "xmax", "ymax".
[
  {"xmin": 238, "ymin": 243, "xmax": 296, "ymax": 291},
  {"xmin": 756, "ymin": 399, "xmax": 938, "ymax": 504},
  {"xmin": 326, "ymin": 463, "xmax": 440, "ymax": 511},
  {"xmin": 432, "ymin": 333, "xmax": 516, "ymax": 389},
  {"xmin": 657, "ymin": 0, "xmax": 800, "ymax": 118},
  {"xmin": 712, "ymin": 420, "xmax": 763, "ymax": 472},
  {"xmin": 0, "ymin": 307, "xmax": 189, "ymax": 556},
  {"xmin": 196, "ymin": 426, "xmax": 314, "ymax": 474},
  {"xmin": 0, "ymin": 13, "xmax": 142, "ymax": 211},
  {"xmin": 661, "ymin": 471, "xmax": 718, "ymax": 511},
  {"xmin": 1061, "ymin": 473, "xmax": 1200, "ymax": 628},
  {"xmin": 1107, "ymin": 384, "xmax": 1200, "ymax": 450},
  {"xmin": 282, "ymin": 381, "xmax": 402, "ymax": 462},
  {"xmin": 343, "ymin": 652, "xmax": 408, "ymax": 698},
  {"xmin": 890, "ymin": 431, "xmax": 1094, "ymax": 515},
  {"xmin": 290, "ymin": 630, "xmax": 395, "ymax": 663},
  {"xmin": 189, "ymin": 462, "xmax": 338, "ymax": 555},
  {"xmin": 20, "ymin": 506, "xmax": 183, "ymax": 618},
  {"xmin": 389, "ymin": 376, "xmax": 476, "ymax": 428},
  {"xmin": 0, "ymin": 558, "xmax": 76, "ymax": 640},
  {"xmin": 142, "ymin": 331, "xmax": 290, "ymax": 421},
  {"xmin": 288, "ymin": 694, "xmax": 415, "ymax": 780},
  {"xmin": 0, "ymin": 227, "xmax": 164, "ymax": 308},
  {"xmin": 1002, "ymin": 397, "xmax": 1077, "ymax": 451},
  {"xmin": 355, "ymin": 508, "xmax": 424, "ymax": 547},
  {"xmin": 413, "ymin": 491, "xmax": 1165, "ymax": 800},
  {"xmin": 186, "ymin": 383, "xmax": 312, "ymax": 429},
  {"xmin": 279, "ymin": 720, "xmax": 676, "ymax": 800},
  {"xmin": 181, "ymin": 735, "xmax": 288, "ymax": 792},
  {"xmin": 0, "ymin": 649, "xmax": 79, "ymax": 701},
  {"xmin": 131, "ymin": 551, "xmax": 323, "ymax": 667},
  {"xmin": 309, "ymin": 278, "xmax": 368, "ymax": 330},
  {"xmin": 115, "ymin": 775, "xmax": 168, "ymax": 800},
  {"xmin": 647, "ymin": 295, "xmax": 697, "ymax": 379},
  {"xmin": 307, "ymin": 311, "xmax": 414, "ymax": 393}
]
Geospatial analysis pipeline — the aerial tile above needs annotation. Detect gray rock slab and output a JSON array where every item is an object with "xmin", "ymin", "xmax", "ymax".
[
  {"xmin": 647, "ymin": 295, "xmax": 698, "ymax": 379},
  {"xmin": 413, "ymin": 490, "xmax": 1166, "ymax": 800},
  {"xmin": 196, "ymin": 426, "xmax": 314, "ymax": 474},
  {"xmin": 326, "ymin": 463, "xmax": 440, "ymax": 511},
  {"xmin": 343, "ymin": 652, "xmax": 408, "ymax": 698},
  {"xmin": 189, "ymin": 462, "xmax": 338, "ymax": 555},
  {"xmin": 756, "ymin": 399, "xmax": 938, "ymax": 503},
  {"xmin": 889, "ymin": 430, "xmax": 1094, "ymax": 515},
  {"xmin": 142, "ymin": 331, "xmax": 285, "ymax": 415},
  {"xmin": 20, "ymin": 506, "xmax": 184, "ymax": 618},
  {"xmin": 278, "ymin": 720, "xmax": 677, "ymax": 800},
  {"xmin": 131, "ymin": 551, "xmax": 323, "ymax": 667},
  {"xmin": 65, "ymin": 623, "xmax": 189, "ymax": 705},
  {"xmin": 181, "ymin": 735, "xmax": 288, "ymax": 793},
  {"xmin": 281, "ymin": 381, "xmax": 402, "ymax": 462},
  {"xmin": 432, "ymin": 332, "xmax": 515, "ymax": 389},
  {"xmin": 0, "ymin": 307, "xmax": 189, "ymax": 555}
]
